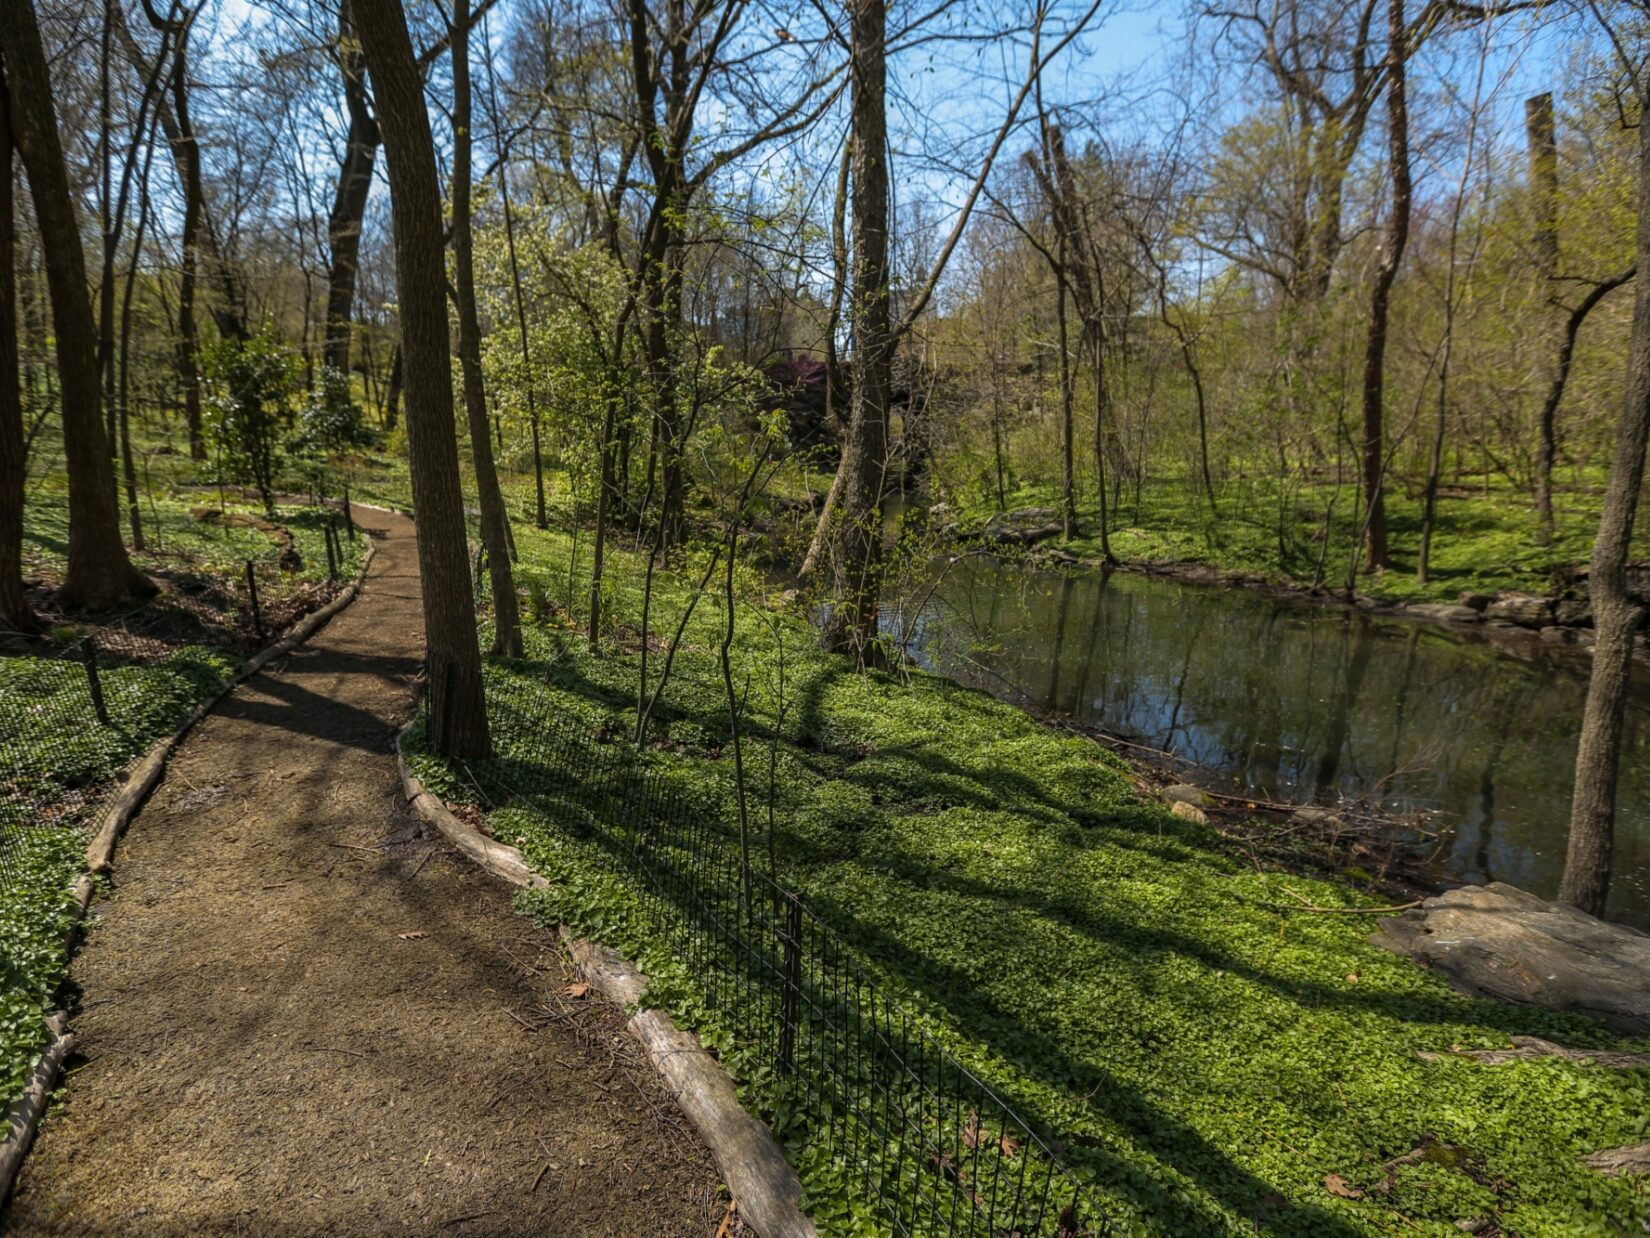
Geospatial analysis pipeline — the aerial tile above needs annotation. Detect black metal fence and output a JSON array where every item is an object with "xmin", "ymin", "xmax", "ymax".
[{"xmin": 453, "ymin": 682, "xmax": 1108, "ymax": 1237}]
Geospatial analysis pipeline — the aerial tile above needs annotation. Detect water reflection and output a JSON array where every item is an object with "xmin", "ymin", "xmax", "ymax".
[{"xmin": 891, "ymin": 559, "xmax": 1650, "ymax": 928}]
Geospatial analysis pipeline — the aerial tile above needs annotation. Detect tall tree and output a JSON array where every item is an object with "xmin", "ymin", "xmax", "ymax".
[
  {"xmin": 1559, "ymin": 15, "xmax": 1650, "ymax": 918},
  {"xmin": 449, "ymin": 0, "xmax": 521, "ymax": 657},
  {"xmin": 1527, "ymin": 91, "xmax": 1564, "ymax": 544},
  {"xmin": 0, "ymin": 59, "xmax": 34, "ymax": 633},
  {"xmin": 353, "ymin": 0, "xmax": 490, "ymax": 758},
  {"xmin": 820, "ymin": 0, "xmax": 893, "ymax": 663},
  {"xmin": 0, "ymin": 0, "xmax": 153, "ymax": 610},
  {"xmin": 1357, "ymin": 0, "xmax": 1412, "ymax": 573},
  {"xmin": 324, "ymin": 0, "xmax": 378, "ymax": 376}
]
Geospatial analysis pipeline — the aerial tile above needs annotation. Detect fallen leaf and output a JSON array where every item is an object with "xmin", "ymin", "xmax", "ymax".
[
  {"xmin": 1323, "ymin": 1173, "xmax": 1364, "ymax": 1200},
  {"xmin": 565, "ymin": 982, "xmax": 590, "ymax": 999},
  {"xmin": 998, "ymin": 1132, "xmax": 1020, "ymax": 1158},
  {"xmin": 1344, "ymin": 972, "xmax": 1360, "ymax": 983},
  {"xmin": 961, "ymin": 1109, "xmax": 983, "ymax": 1150},
  {"xmin": 398, "ymin": 931, "xmax": 427, "ymax": 941}
]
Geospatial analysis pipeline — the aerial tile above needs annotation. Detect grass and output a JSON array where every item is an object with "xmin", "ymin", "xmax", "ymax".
[
  {"xmin": 409, "ymin": 517, "xmax": 1650, "ymax": 1236},
  {"xmin": 942, "ymin": 467, "xmax": 1647, "ymax": 606}
]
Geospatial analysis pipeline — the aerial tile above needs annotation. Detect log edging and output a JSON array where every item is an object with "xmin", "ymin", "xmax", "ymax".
[
  {"xmin": 394, "ymin": 730, "xmax": 815, "ymax": 1238},
  {"xmin": 0, "ymin": 529, "xmax": 378, "ymax": 1205}
]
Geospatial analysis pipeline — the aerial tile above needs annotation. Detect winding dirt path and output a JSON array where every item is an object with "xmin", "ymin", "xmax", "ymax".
[{"xmin": 7, "ymin": 509, "xmax": 721, "ymax": 1236}]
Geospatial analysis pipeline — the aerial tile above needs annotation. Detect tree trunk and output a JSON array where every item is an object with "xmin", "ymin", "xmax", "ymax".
[
  {"xmin": 821, "ymin": 0, "xmax": 892, "ymax": 666},
  {"xmin": 354, "ymin": 0, "xmax": 490, "ymax": 759},
  {"xmin": 384, "ymin": 341, "xmax": 402, "ymax": 429},
  {"xmin": 1358, "ymin": 0, "xmax": 1411, "ymax": 574},
  {"xmin": 170, "ymin": 14, "xmax": 205, "ymax": 459},
  {"xmin": 0, "ymin": 0, "xmax": 151, "ymax": 610},
  {"xmin": 1053, "ymin": 245, "xmax": 1077, "ymax": 540},
  {"xmin": 1528, "ymin": 92, "xmax": 1562, "ymax": 544},
  {"xmin": 449, "ymin": 0, "xmax": 521, "ymax": 657},
  {"xmin": 325, "ymin": 0, "xmax": 380, "ymax": 377},
  {"xmin": 1558, "ymin": 101, "xmax": 1650, "ymax": 918},
  {"xmin": 0, "ymin": 63, "xmax": 36, "ymax": 632}
]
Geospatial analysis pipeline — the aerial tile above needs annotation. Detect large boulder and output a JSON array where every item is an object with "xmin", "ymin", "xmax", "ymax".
[
  {"xmin": 1484, "ymin": 593, "xmax": 1556, "ymax": 628},
  {"xmin": 982, "ymin": 507, "xmax": 1064, "ymax": 546},
  {"xmin": 1399, "ymin": 603, "xmax": 1482, "ymax": 625},
  {"xmin": 1371, "ymin": 883, "xmax": 1650, "ymax": 1033}
]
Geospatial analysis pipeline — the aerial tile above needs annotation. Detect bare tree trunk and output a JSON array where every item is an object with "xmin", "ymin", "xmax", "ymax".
[
  {"xmin": 799, "ymin": 138, "xmax": 852, "ymax": 579},
  {"xmin": 449, "ymin": 0, "xmax": 520, "ymax": 657},
  {"xmin": 325, "ymin": 0, "xmax": 380, "ymax": 377},
  {"xmin": 0, "ymin": 0, "xmax": 152, "ymax": 610},
  {"xmin": 1419, "ymin": 43, "xmax": 1488, "ymax": 583},
  {"xmin": 1558, "ymin": 100, "xmax": 1650, "ymax": 918},
  {"xmin": 0, "ymin": 62, "xmax": 36, "ymax": 632},
  {"xmin": 168, "ymin": 9, "xmax": 205, "ymax": 459},
  {"xmin": 1358, "ymin": 0, "xmax": 1411, "ymax": 574},
  {"xmin": 384, "ymin": 341, "xmax": 402, "ymax": 430},
  {"xmin": 354, "ymin": 0, "xmax": 490, "ymax": 758},
  {"xmin": 1053, "ymin": 241, "xmax": 1077, "ymax": 540},
  {"xmin": 821, "ymin": 0, "xmax": 892, "ymax": 666},
  {"xmin": 587, "ymin": 393, "xmax": 619, "ymax": 654},
  {"xmin": 117, "ymin": 126, "xmax": 160, "ymax": 552},
  {"xmin": 1528, "ymin": 92, "xmax": 1563, "ymax": 544}
]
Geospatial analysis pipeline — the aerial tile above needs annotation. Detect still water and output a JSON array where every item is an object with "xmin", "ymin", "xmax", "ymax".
[{"xmin": 889, "ymin": 557, "xmax": 1650, "ymax": 928}]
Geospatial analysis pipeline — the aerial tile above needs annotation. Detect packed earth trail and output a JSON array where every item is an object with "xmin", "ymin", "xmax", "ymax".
[{"xmin": 4, "ymin": 509, "xmax": 722, "ymax": 1236}]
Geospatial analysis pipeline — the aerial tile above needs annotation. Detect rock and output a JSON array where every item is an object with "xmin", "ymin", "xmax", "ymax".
[
  {"xmin": 1582, "ymin": 1143, "xmax": 1650, "ymax": 1177},
  {"xmin": 1371, "ymin": 882, "xmax": 1650, "ymax": 1033},
  {"xmin": 1160, "ymin": 783, "xmax": 1208, "ymax": 807},
  {"xmin": 1538, "ymin": 626, "xmax": 1572, "ymax": 644},
  {"xmin": 1400, "ymin": 603, "xmax": 1482, "ymax": 624},
  {"xmin": 1484, "ymin": 593, "xmax": 1556, "ymax": 628},
  {"xmin": 982, "ymin": 507, "xmax": 1064, "ymax": 547},
  {"xmin": 1457, "ymin": 592, "xmax": 1493, "ymax": 612},
  {"xmin": 1294, "ymin": 807, "xmax": 1338, "ymax": 827},
  {"xmin": 1170, "ymin": 800, "xmax": 1209, "ymax": 826},
  {"xmin": 1554, "ymin": 598, "xmax": 1593, "ymax": 627}
]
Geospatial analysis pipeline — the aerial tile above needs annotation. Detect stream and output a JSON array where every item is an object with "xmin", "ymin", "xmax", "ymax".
[{"xmin": 887, "ymin": 556, "xmax": 1650, "ymax": 929}]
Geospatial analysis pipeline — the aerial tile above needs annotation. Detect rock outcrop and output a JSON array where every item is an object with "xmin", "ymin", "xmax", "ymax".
[
  {"xmin": 981, "ymin": 507, "xmax": 1064, "ymax": 546},
  {"xmin": 1371, "ymin": 883, "xmax": 1650, "ymax": 1033}
]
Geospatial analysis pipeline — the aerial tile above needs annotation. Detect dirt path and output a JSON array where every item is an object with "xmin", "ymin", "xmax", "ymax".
[{"xmin": 7, "ymin": 510, "xmax": 721, "ymax": 1236}]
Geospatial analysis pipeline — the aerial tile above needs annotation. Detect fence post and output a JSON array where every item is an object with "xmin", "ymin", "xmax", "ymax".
[
  {"xmin": 324, "ymin": 519, "xmax": 339, "ymax": 581},
  {"xmin": 82, "ymin": 637, "xmax": 110, "ymax": 726},
  {"xmin": 778, "ymin": 891, "xmax": 803, "ymax": 1077},
  {"xmin": 342, "ymin": 483, "xmax": 355, "ymax": 540},
  {"xmin": 244, "ymin": 560, "xmax": 264, "ymax": 639}
]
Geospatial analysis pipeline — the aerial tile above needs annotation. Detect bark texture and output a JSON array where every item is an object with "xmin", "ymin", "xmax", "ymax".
[
  {"xmin": 449, "ymin": 0, "xmax": 521, "ymax": 657},
  {"xmin": 353, "ymin": 0, "xmax": 490, "ymax": 759},
  {"xmin": 1357, "ymin": 0, "xmax": 1411, "ymax": 574},
  {"xmin": 821, "ymin": 0, "xmax": 892, "ymax": 665},
  {"xmin": 0, "ymin": 62, "xmax": 35, "ymax": 631},
  {"xmin": 325, "ymin": 0, "xmax": 380, "ymax": 377},
  {"xmin": 0, "ymin": 0, "xmax": 151, "ymax": 610},
  {"xmin": 1559, "ymin": 99, "xmax": 1650, "ymax": 917}
]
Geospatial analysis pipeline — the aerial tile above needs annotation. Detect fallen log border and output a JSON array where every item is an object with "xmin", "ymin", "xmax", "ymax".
[
  {"xmin": 0, "ymin": 523, "xmax": 377, "ymax": 1205},
  {"xmin": 395, "ymin": 730, "xmax": 815, "ymax": 1238}
]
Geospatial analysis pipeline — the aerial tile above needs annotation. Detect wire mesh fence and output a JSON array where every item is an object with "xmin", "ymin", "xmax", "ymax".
[{"xmin": 450, "ymin": 681, "xmax": 1109, "ymax": 1238}]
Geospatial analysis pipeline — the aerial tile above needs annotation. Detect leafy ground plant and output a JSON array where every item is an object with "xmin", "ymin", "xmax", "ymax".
[{"xmin": 406, "ymin": 521, "xmax": 1650, "ymax": 1236}]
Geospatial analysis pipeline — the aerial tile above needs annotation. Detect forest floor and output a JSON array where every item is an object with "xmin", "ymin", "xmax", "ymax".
[{"xmin": 4, "ymin": 508, "xmax": 723, "ymax": 1236}]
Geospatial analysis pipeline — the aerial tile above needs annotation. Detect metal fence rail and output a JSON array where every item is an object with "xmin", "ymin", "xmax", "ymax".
[{"xmin": 457, "ymin": 682, "xmax": 1107, "ymax": 1238}]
